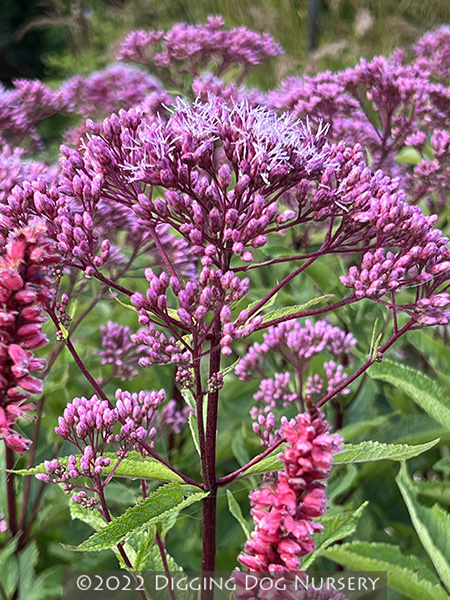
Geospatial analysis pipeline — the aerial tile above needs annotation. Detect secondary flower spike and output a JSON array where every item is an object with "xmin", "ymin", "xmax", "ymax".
[
  {"xmin": 238, "ymin": 409, "xmax": 342, "ymax": 571},
  {"xmin": 0, "ymin": 220, "xmax": 60, "ymax": 453}
]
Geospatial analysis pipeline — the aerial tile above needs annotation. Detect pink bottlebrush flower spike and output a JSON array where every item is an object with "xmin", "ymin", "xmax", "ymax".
[{"xmin": 238, "ymin": 407, "xmax": 342, "ymax": 571}]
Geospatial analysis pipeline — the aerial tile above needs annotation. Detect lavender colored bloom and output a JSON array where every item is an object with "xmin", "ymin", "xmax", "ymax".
[
  {"xmin": 0, "ymin": 79, "xmax": 66, "ymax": 147},
  {"xmin": 237, "ymin": 320, "xmax": 356, "ymax": 381},
  {"xmin": 0, "ymin": 178, "xmax": 60, "ymax": 248},
  {"xmin": 192, "ymin": 73, "xmax": 266, "ymax": 106},
  {"xmin": 61, "ymin": 64, "xmax": 162, "ymax": 145},
  {"xmin": 62, "ymin": 64, "xmax": 161, "ymax": 119},
  {"xmin": 52, "ymin": 84, "xmax": 450, "ymax": 367},
  {"xmin": 413, "ymin": 26, "xmax": 450, "ymax": 83},
  {"xmin": 0, "ymin": 146, "xmax": 58, "ymax": 206},
  {"xmin": 238, "ymin": 409, "xmax": 342, "ymax": 571},
  {"xmin": 118, "ymin": 16, "xmax": 283, "ymax": 90},
  {"xmin": 238, "ymin": 320, "xmax": 355, "ymax": 442},
  {"xmin": 58, "ymin": 97, "xmax": 331, "ymax": 272},
  {"xmin": 0, "ymin": 513, "xmax": 7, "ymax": 533},
  {"xmin": 155, "ymin": 399, "xmax": 191, "ymax": 435},
  {"xmin": 96, "ymin": 321, "xmax": 149, "ymax": 382}
]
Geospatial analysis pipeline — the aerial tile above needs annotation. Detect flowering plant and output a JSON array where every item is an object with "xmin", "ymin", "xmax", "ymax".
[{"xmin": 1, "ymin": 15, "xmax": 450, "ymax": 600}]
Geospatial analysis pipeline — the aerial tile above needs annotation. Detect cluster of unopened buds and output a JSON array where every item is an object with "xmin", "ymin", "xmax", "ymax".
[
  {"xmin": 236, "ymin": 320, "xmax": 355, "ymax": 443},
  {"xmin": 35, "ymin": 388, "xmax": 188, "ymax": 506}
]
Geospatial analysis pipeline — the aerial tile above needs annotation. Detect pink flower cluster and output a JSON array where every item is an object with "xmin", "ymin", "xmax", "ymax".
[
  {"xmin": 61, "ymin": 64, "xmax": 162, "ymax": 145},
  {"xmin": 97, "ymin": 321, "xmax": 150, "ymax": 382},
  {"xmin": 238, "ymin": 409, "xmax": 342, "ymax": 571},
  {"xmin": 237, "ymin": 320, "xmax": 355, "ymax": 442},
  {"xmin": 0, "ymin": 146, "xmax": 58, "ymax": 206},
  {"xmin": 0, "ymin": 220, "xmax": 60, "ymax": 453},
  {"xmin": 413, "ymin": 25, "xmax": 450, "ymax": 83},
  {"xmin": 39, "ymin": 388, "xmax": 189, "ymax": 506},
  {"xmin": 0, "ymin": 80, "xmax": 66, "ymax": 148},
  {"xmin": 118, "ymin": 16, "xmax": 283, "ymax": 88}
]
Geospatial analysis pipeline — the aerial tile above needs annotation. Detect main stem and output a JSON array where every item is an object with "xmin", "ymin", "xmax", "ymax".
[
  {"xmin": 201, "ymin": 322, "xmax": 222, "ymax": 600},
  {"xmin": 5, "ymin": 446, "xmax": 17, "ymax": 536}
]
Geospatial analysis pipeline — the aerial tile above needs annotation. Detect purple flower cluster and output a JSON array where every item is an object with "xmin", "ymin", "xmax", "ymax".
[
  {"xmin": 0, "ymin": 220, "xmax": 60, "ymax": 453},
  {"xmin": 51, "ymin": 93, "xmax": 450, "ymax": 363},
  {"xmin": 63, "ymin": 64, "xmax": 161, "ymax": 119},
  {"xmin": 0, "ymin": 146, "xmax": 58, "ymax": 206},
  {"xmin": 58, "ymin": 96, "xmax": 330, "ymax": 263},
  {"xmin": 404, "ymin": 128, "xmax": 450, "ymax": 208},
  {"xmin": 238, "ymin": 409, "xmax": 342, "ymax": 571},
  {"xmin": 0, "ymin": 177, "xmax": 60, "ymax": 249},
  {"xmin": 57, "ymin": 142, "xmax": 196, "ymax": 278},
  {"xmin": 267, "ymin": 32, "xmax": 450, "ymax": 215},
  {"xmin": 38, "ymin": 388, "xmax": 189, "ymax": 506},
  {"xmin": 0, "ymin": 80, "xmax": 66, "ymax": 148},
  {"xmin": 61, "ymin": 64, "xmax": 162, "ymax": 145},
  {"xmin": 97, "ymin": 321, "xmax": 149, "ymax": 382},
  {"xmin": 237, "ymin": 320, "xmax": 355, "ymax": 442},
  {"xmin": 413, "ymin": 26, "xmax": 450, "ymax": 83},
  {"xmin": 0, "ymin": 513, "xmax": 7, "ymax": 533},
  {"xmin": 118, "ymin": 16, "xmax": 283, "ymax": 89},
  {"xmin": 52, "ymin": 388, "xmax": 184, "ymax": 454}
]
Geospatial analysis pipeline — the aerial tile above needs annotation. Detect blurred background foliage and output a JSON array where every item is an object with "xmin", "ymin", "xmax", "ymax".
[{"xmin": 1, "ymin": 0, "xmax": 450, "ymax": 86}]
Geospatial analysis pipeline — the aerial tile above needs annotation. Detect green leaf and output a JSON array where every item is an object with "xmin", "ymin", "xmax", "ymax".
[
  {"xmin": 397, "ymin": 463, "xmax": 450, "ymax": 593},
  {"xmin": 181, "ymin": 389, "xmax": 195, "ymax": 411},
  {"xmin": 337, "ymin": 414, "xmax": 395, "ymax": 441},
  {"xmin": 188, "ymin": 413, "xmax": 201, "ymax": 457},
  {"xmin": 220, "ymin": 357, "xmax": 240, "ymax": 378},
  {"xmin": 414, "ymin": 482, "xmax": 450, "ymax": 507},
  {"xmin": 237, "ymin": 444, "xmax": 285, "ymax": 479},
  {"xmin": 334, "ymin": 439, "xmax": 440, "ymax": 464},
  {"xmin": 322, "ymin": 542, "xmax": 448, "ymax": 600},
  {"xmin": 261, "ymin": 295, "xmax": 335, "ymax": 324},
  {"xmin": 70, "ymin": 483, "xmax": 208, "ymax": 553},
  {"xmin": 2, "ymin": 555, "xmax": 19, "ymax": 599},
  {"xmin": 70, "ymin": 499, "xmax": 106, "ymax": 530},
  {"xmin": 369, "ymin": 317, "xmax": 383, "ymax": 361},
  {"xmin": 13, "ymin": 452, "xmax": 184, "ymax": 483},
  {"xmin": 302, "ymin": 502, "xmax": 368, "ymax": 569},
  {"xmin": 0, "ymin": 536, "xmax": 18, "ymax": 574},
  {"xmin": 227, "ymin": 490, "xmax": 251, "ymax": 539},
  {"xmin": 328, "ymin": 465, "xmax": 358, "ymax": 501},
  {"xmin": 139, "ymin": 544, "xmax": 183, "ymax": 572},
  {"xmin": 396, "ymin": 146, "xmax": 422, "ymax": 165},
  {"xmin": 113, "ymin": 295, "xmax": 139, "ymax": 313},
  {"xmin": 70, "ymin": 497, "xmax": 139, "ymax": 567},
  {"xmin": 243, "ymin": 291, "xmax": 278, "ymax": 315},
  {"xmin": 368, "ymin": 360, "xmax": 450, "ymax": 432},
  {"xmin": 434, "ymin": 457, "xmax": 450, "ymax": 472},
  {"xmin": 18, "ymin": 542, "xmax": 39, "ymax": 598}
]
